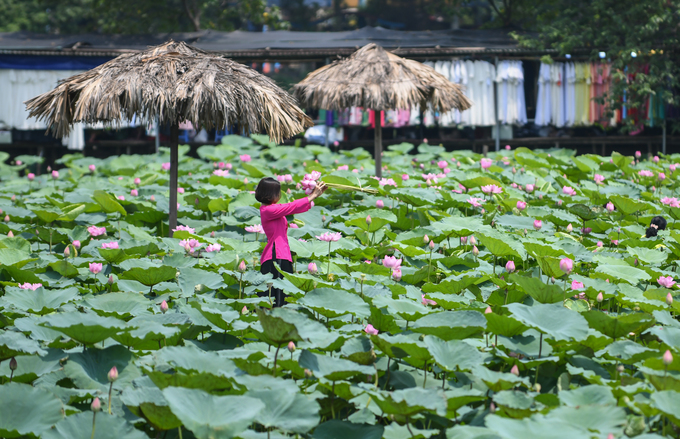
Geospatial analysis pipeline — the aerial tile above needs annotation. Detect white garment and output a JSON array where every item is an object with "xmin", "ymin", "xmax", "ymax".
[
  {"xmin": 495, "ymin": 60, "xmax": 527, "ymax": 125},
  {"xmin": 565, "ymin": 63, "xmax": 576, "ymax": 126},
  {"xmin": 535, "ymin": 63, "xmax": 552, "ymax": 126}
]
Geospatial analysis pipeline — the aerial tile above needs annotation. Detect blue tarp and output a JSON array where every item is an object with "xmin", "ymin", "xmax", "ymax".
[{"xmin": 0, "ymin": 55, "xmax": 113, "ymax": 70}]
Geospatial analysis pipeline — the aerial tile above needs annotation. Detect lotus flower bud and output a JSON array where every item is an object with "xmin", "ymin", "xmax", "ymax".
[
  {"xmin": 557, "ymin": 199, "xmax": 563, "ymax": 206},
  {"xmin": 505, "ymin": 261, "xmax": 515, "ymax": 273},
  {"xmin": 91, "ymin": 397, "xmax": 101, "ymax": 412},
  {"xmin": 534, "ymin": 383, "xmax": 541, "ymax": 393},
  {"xmin": 461, "ymin": 236, "xmax": 468, "ymax": 245},
  {"xmin": 73, "ymin": 240, "xmax": 80, "ymax": 248},
  {"xmin": 634, "ymin": 258, "xmax": 638, "ymax": 266},
  {"xmin": 559, "ymin": 258, "xmax": 574, "ymax": 274},
  {"xmin": 238, "ymin": 260, "xmax": 247, "ymax": 272},
  {"xmin": 242, "ymin": 306, "xmax": 248, "ymax": 315},
  {"xmin": 4, "ymin": 215, "xmax": 8, "ymax": 222},
  {"xmin": 392, "ymin": 268, "xmax": 402, "ymax": 282},
  {"xmin": 423, "ymin": 235, "xmax": 430, "ymax": 244},
  {"xmin": 287, "ymin": 341, "xmax": 296, "ymax": 353},
  {"xmin": 210, "ymin": 231, "xmax": 215, "ymax": 238},
  {"xmin": 47, "ymin": 166, "xmax": 51, "ymax": 172},
  {"xmin": 566, "ymin": 223, "xmax": 573, "ymax": 233},
  {"xmin": 150, "ymin": 195, "xmax": 155, "ymax": 201},
  {"xmin": 11, "ymin": 195, "xmax": 15, "ymax": 201},
  {"xmin": 663, "ymin": 350, "xmax": 673, "ymax": 366},
  {"xmin": 484, "ymin": 306, "xmax": 492, "ymax": 314},
  {"xmin": 551, "ymin": 277, "xmax": 556, "ymax": 284},
  {"xmin": 667, "ymin": 292, "xmax": 673, "ymax": 306},
  {"xmin": 470, "ymin": 236, "xmax": 477, "ymax": 246},
  {"xmin": 9, "ymin": 357, "xmax": 17, "ymax": 371},
  {"xmin": 472, "ymin": 245, "xmax": 479, "ymax": 256},
  {"xmin": 366, "ymin": 215, "xmax": 372, "ymax": 225},
  {"xmin": 429, "ymin": 240, "xmax": 435, "ymax": 250},
  {"xmin": 107, "ymin": 366, "xmax": 118, "ymax": 382},
  {"xmin": 7, "ymin": 231, "xmax": 13, "ymax": 238},
  {"xmin": 533, "ymin": 220, "xmax": 542, "ymax": 230},
  {"xmin": 490, "ymin": 402, "xmax": 496, "ymax": 413},
  {"xmin": 510, "ymin": 365, "xmax": 519, "ymax": 376},
  {"xmin": 308, "ymin": 262, "xmax": 318, "ymax": 275},
  {"xmin": 64, "ymin": 246, "xmax": 70, "ymax": 257},
  {"xmin": 160, "ymin": 300, "xmax": 168, "ymax": 313},
  {"xmin": 617, "ymin": 364, "xmax": 624, "ymax": 374},
  {"xmin": 304, "ymin": 368, "xmax": 313, "ymax": 378},
  {"xmin": 597, "ymin": 292, "xmax": 603, "ymax": 303},
  {"xmin": 27, "ymin": 173, "xmax": 35, "ymax": 181}
]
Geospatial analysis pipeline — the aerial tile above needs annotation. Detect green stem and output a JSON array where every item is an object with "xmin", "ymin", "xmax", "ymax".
[
  {"xmin": 107, "ymin": 382, "xmax": 113, "ymax": 414},
  {"xmin": 427, "ymin": 249, "xmax": 432, "ymax": 282},
  {"xmin": 91, "ymin": 412, "xmax": 96, "ymax": 439},
  {"xmin": 327, "ymin": 241, "xmax": 332, "ymax": 277},
  {"xmin": 273, "ymin": 344, "xmax": 281, "ymax": 377},
  {"xmin": 423, "ymin": 361, "xmax": 428, "ymax": 388},
  {"xmin": 239, "ymin": 273, "xmax": 243, "ymax": 299}
]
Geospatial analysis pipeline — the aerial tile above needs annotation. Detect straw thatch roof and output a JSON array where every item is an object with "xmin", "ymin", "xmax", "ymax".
[
  {"xmin": 25, "ymin": 40, "xmax": 312, "ymax": 142},
  {"xmin": 292, "ymin": 43, "xmax": 472, "ymax": 112}
]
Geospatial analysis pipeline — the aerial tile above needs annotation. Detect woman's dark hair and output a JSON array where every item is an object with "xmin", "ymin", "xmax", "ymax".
[
  {"xmin": 255, "ymin": 177, "xmax": 281, "ymax": 205},
  {"xmin": 646, "ymin": 215, "xmax": 667, "ymax": 238}
]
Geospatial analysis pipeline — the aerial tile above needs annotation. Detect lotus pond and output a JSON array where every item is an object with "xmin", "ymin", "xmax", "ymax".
[{"xmin": 0, "ymin": 136, "xmax": 679, "ymax": 439}]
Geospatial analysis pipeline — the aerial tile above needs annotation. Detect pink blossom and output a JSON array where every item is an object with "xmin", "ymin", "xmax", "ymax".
[
  {"xmin": 402, "ymin": 174, "xmax": 410, "ymax": 180},
  {"xmin": 606, "ymin": 202, "xmax": 615, "ymax": 212},
  {"xmin": 638, "ymin": 170, "xmax": 654, "ymax": 177},
  {"xmin": 161, "ymin": 162, "xmax": 171, "ymax": 171},
  {"xmin": 635, "ymin": 151, "xmax": 642, "ymax": 158},
  {"xmin": 101, "ymin": 241, "xmax": 119, "ymax": 249},
  {"xmin": 557, "ymin": 199, "xmax": 563, "ymax": 206},
  {"xmin": 658, "ymin": 276, "xmax": 676, "ymax": 289},
  {"xmin": 480, "ymin": 158, "xmax": 493, "ymax": 169},
  {"xmin": 438, "ymin": 160, "xmax": 448, "ymax": 169},
  {"xmin": 533, "ymin": 220, "xmax": 542, "ymax": 230},
  {"xmin": 481, "ymin": 184, "xmax": 503, "ymax": 195},
  {"xmin": 562, "ymin": 186, "xmax": 576, "ymax": 196},
  {"xmin": 612, "ymin": 240, "xmax": 619, "ymax": 246},
  {"xmin": 658, "ymin": 172, "xmax": 666, "ymax": 181},
  {"xmin": 87, "ymin": 226, "xmax": 106, "ymax": 236},
  {"xmin": 117, "ymin": 196, "xmax": 125, "ymax": 201},
  {"xmin": 670, "ymin": 164, "xmax": 677, "ymax": 172},
  {"xmin": 506, "ymin": 261, "xmax": 515, "ymax": 272},
  {"xmin": 72, "ymin": 240, "xmax": 81, "ymax": 248},
  {"xmin": 27, "ymin": 173, "xmax": 35, "ymax": 181},
  {"xmin": 516, "ymin": 201, "xmax": 526, "ymax": 211},
  {"xmin": 597, "ymin": 241, "xmax": 603, "ymax": 247},
  {"xmin": 18, "ymin": 283, "xmax": 42, "ymax": 290},
  {"xmin": 134, "ymin": 177, "xmax": 141, "ymax": 185},
  {"xmin": 160, "ymin": 301, "xmax": 169, "ymax": 313},
  {"xmin": 392, "ymin": 268, "xmax": 402, "ymax": 281},
  {"xmin": 467, "ymin": 197, "xmax": 484, "ymax": 208},
  {"xmin": 421, "ymin": 294, "xmax": 437, "ymax": 306},
  {"xmin": 289, "ymin": 223, "xmax": 298, "ymax": 229},
  {"xmin": 89, "ymin": 263, "xmax": 103, "ymax": 274},
  {"xmin": 179, "ymin": 239, "xmax": 202, "ymax": 253},
  {"xmin": 51, "ymin": 170, "xmax": 59, "ymax": 179},
  {"xmin": 653, "ymin": 156, "xmax": 660, "ymax": 163},
  {"xmin": 525, "ymin": 184, "xmax": 535, "ymax": 193},
  {"xmin": 89, "ymin": 164, "xmax": 96, "ymax": 172},
  {"xmin": 376, "ymin": 200, "xmax": 384, "ymax": 208},
  {"xmin": 308, "ymin": 263, "xmax": 318, "ymax": 275},
  {"xmin": 383, "ymin": 255, "xmax": 402, "ymax": 269},
  {"xmin": 571, "ymin": 280, "xmax": 584, "ymax": 290},
  {"xmin": 594, "ymin": 174, "xmax": 605, "ymax": 184},
  {"xmin": 511, "ymin": 183, "xmax": 518, "ymax": 188},
  {"xmin": 505, "ymin": 145, "xmax": 511, "ymax": 150},
  {"xmin": 213, "ymin": 169, "xmax": 230, "ymax": 177},
  {"xmin": 316, "ymin": 232, "xmax": 342, "ymax": 242},
  {"xmin": 173, "ymin": 225, "xmax": 195, "ymax": 234},
  {"xmin": 205, "ymin": 243, "xmax": 221, "ymax": 252},
  {"xmin": 337, "ymin": 165, "xmax": 349, "ymax": 171},
  {"xmin": 240, "ymin": 154, "xmax": 251, "ymax": 162},
  {"xmin": 663, "ymin": 350, "xmax": 673, "ymax": 366},
  {"xmin": 130, "ymin": 189, "xmax": 138, "ymax": 196},
  {"xmin": 560, "ymin": 258, "xmax": 574, "ymax": 274},
  {"xmin": 178, "ymin": 187, "xmax": 185, "ymax": 194},
  {"xmin": 379, "ymin": 178, "xmax": 397, "ymax": 187},
  {"xmin": 364, "ymin": 324, "xmax": 379, "ymax": 335},
  {"xmin": 245, "ymin": 224, "xmax": 264, "ymax": 234}
]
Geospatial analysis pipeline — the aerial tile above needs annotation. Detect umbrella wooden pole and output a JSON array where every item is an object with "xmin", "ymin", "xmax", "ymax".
[
  {"xmin": 169, "ymin": 123, "xmax": 179, "ymax": 237},
  {"xmin": 375, "ymin": 110, "xmax": 382, "ymax": 178}
]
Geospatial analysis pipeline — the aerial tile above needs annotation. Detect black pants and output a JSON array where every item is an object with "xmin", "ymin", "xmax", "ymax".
[{"xmin": 259, "ymin": 244, "xmax": 293, "ymax": 307}]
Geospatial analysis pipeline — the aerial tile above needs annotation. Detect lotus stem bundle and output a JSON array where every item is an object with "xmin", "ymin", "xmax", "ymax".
[{"xmin": 322, "ymin": 182, "xmax": 378, "ymax": 195}]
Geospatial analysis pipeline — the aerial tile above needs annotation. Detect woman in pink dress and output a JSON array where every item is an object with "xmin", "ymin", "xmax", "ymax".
[{"xmin": 255, "ymin": 177, "xmax": 327, "ymax": 307}]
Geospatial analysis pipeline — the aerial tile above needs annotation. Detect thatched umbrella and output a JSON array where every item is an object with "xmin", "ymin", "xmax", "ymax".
[
  {"xmin": 25, "ymin": 40, "xmax": 312, "ymax": 236},
  {"xmin": 293, "ymin": 43, "xmax": 472, "ymax": 178}
]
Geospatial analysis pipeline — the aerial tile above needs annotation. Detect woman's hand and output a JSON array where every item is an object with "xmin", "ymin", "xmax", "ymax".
[{"xmin": 308, "ymin": 182, "xmax": 328, "ymax": 202}]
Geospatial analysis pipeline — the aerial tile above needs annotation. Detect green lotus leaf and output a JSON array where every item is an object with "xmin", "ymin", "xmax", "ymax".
[
  {"xmin": 506, "ymin": 303, "xmax": 589, "ymax": 341},
  {"xmin": 0, "ymin": 382, "xmax": 64, "ymax": 438}
]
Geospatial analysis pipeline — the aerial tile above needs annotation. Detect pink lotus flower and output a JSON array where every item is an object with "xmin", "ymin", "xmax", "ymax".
[
  {"xmin": 484, "ymin": 306, "xmax": 492, "ymax": 314},
  {"xmin": 525, "ymin": 184, "xmax": 535, "ymax": 193},
  {"xmin": 316, "ymin": 232, "xmax": 342, "ymax": 242},
  {"xmin": 422, "ymin": 294, "xmax": 437, "ymax": 306},
  {"xmin": 107, "ymin": 366, "xmax": 118, "ymax": 382},
  {"xmin": 638, "ymin": 170, "xmax": 654, "ymax": 177},
  {"xmin": 70, "ymin": 240, "xmax": 80, "ymax": 249},
  {"xmin": 612, "ymin": 240, "xmax": 619, "ymax": 245},
  {"xmin": 205, "ymin": 243, "xmax": 221, "ymax": 252},
  {"xmin": 597, "ymin": 241, "xmax": 603, "ymax": 247},
  {"xmin": 27, "ymin": 173, "xmax": 35, "ymax": 181},
  {"xmin": 161, "ymin": 162, "xmax": 171, "ymax": 171},
  {"xmin": 89, "ymin": 263, "xmax": 103, "ymax": 274},
  {"xmin": 392, "ymin": 268, "xmax": 402, "ymax": 281},
  {"xmin": 89, "ymin": 164, "xmax": 96, "ymax": 172},
  {"xmin": 376, "ymin": 200, "xmax": 384, "ymax": 208},
  {"xmin": 571, "ymin": 280, "xmax": 584, "ymax": 290},
  {"xmin": 289, "ymin": 223, "xmax": 298, "ymax": 229},
  {"xmin": 481, "ymin": 184, "xmax": 503, "ymax": 195},
  {"xmin": 653, "ymin": 156, "xmax": 660, "ymax": 163},
  {"xmin": 467, "ymin": 197, "xmax": 484, "ymax": 208},
  {"xmin": 178, "ymin": 187, "xmax": 185, "ymax": 194},
  {"xmin": 91, "ymin": 397, "xmax": 101, "ymax": 412},
  {"xmin": 173, "ymin": 225, "xmax": 195, "ymax": 234},
  {"xmin": 663, "ymin": 349, "xmax": 673, "ymax": 366},
  {"xmin": 308, "ymin": 262, "xmax": 318, "ymax": 275},
  {"xmin": 383, "ymin": 255, "xmax": 402, "ymax": 269},
  {"xmin": 239, "ymin": 154, "xmax": 251, "ymax": 162},
  {"xmin": 597, "ymin": 292, "xmax": 603, "ymax": 302},
  {"xmin": 533, "ymin": 220, "xmax": 542, "ymax": 230},
  {"xmin": 562, "ymin": 186, "xmax": 576, "ymax": 196},
  {"xmin": 402, "ymin": 174, "xmax": 410, "ymax": 180},
  {"xmin": 480, "ymin": 158, "xmax": 493, "ymax": 169},
  {"xmin": 594, "ymin": 174, "xmax": 605, "ymax": 184},
  {"xmin": 117, "ymin": 195, "xmax": 125, "ymax": 201},
  {"xmin": 245, "ymin": 224, "xmax": 264, "ymax": 234},
  {"xmin": 160, "ymin": 300, "xmax": 169, "ymax": 313},
  {"xmin": 606, "ymin": 202, "xmax": 615, "ymax": 212},
  {"xmin": 238, "ymin": 260, "xmax": 247, "ymax": 272},
  {"xmin": 670, "ymin": 164, "xmax": 677, "ymax": 172},
  {"xmin": 658, "ymin": 276, "xmax": 676, "ymax": 289},
  {"xmin": 667, "ymin": 292, "xmax": 673, "ymax": 305},
  {"xmin": 635, "ymin": 151, "xmax": 642, "ymax": 158},
  {"xmin": 337, "ymin": 165, "xmax": 349, "ymax": 171},
  {"xmin": 134, "ymin": 177, "xmax": 141, "ymax": 185},
  {"xmin": 438, "ymin": 160, "xmax": 448, "ymax": 169},
  {"xmin": 559, "ymin": 258, "xmax": 573, "ymax": 274},
  {"xmin": 88, "ymin": 226, "xmax": 106, "ymax": 236},
  {"xmin": 658, "ymin": 172, "xmax": 666, "ymax": 181},
  {"xmin": 505, "ymin": 145, "xmax": 511, "ymax": 150},
  {"xmin": 130, "ymin": 189, "xmax": 138, "ymax": 196},
  {"xmin": 510, "ymin": 365, "xmax": 519, "ymax": 376},
  {"xmin": 51, "ymin": 170, "xmax": 59, "ymax": 179},
  {"xmin": 379, "ymin": 178, "xmax": 397, "ymax": 187},
  {"xmin": 101, "ymin": 241, "xmax": 119, "ymax": 249},
  {"xmin": 213, "ymin": 169, "xmax": 229, "ymax": 177},
  {"xmin": 364, "ymin": 324, "xmax": 379, "ymax": 335},
  {"xmin": 506, "ymin": 261, "xmax": 515, "ymax": 273},
  {"xmin": 19, "ymin": 283, "xmax": 42, "ymax": 290},
  {"xmin": 516, "ymin": 201, "xmax": 526, "ymax": 211}
]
